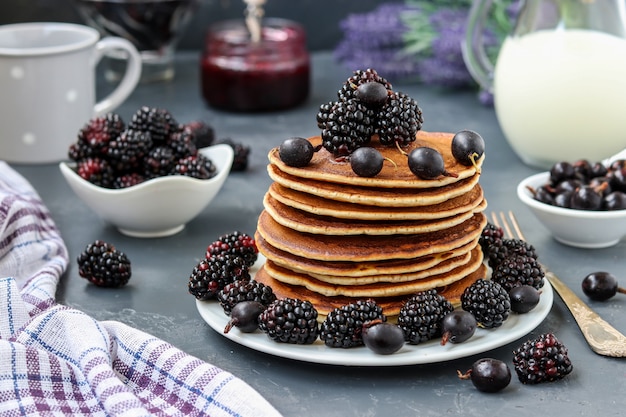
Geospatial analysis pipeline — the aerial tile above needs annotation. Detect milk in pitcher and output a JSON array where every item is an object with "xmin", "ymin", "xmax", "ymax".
[{"xmin": 494, "ymin": 29, "xmax": 626, "ymax": 168}]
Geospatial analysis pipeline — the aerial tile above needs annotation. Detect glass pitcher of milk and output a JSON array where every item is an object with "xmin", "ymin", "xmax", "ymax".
[{"xmin": 464, "ymin": 0, "xmax": 626, "ymax": 169}]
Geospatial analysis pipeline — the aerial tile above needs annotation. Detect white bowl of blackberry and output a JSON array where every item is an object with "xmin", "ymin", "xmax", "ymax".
[
  {"xmin": 59, "ymin": 107, "xmax": 234, "ymax": 238},
  {"xmin": 517, "ymin": 155, "xmax": 626, "ymax": 248}
]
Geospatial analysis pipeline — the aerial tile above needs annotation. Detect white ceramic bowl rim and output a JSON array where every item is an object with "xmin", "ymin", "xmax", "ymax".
[{"xmin": 517, "ymin": 172, "xmax": 626, "ymax": 219}]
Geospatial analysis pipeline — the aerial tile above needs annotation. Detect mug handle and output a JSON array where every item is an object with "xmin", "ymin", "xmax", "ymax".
[
  {"xmin": 461, "ymin": 0, "xmax": 495, "ymax": 93},
  {"xmin": 92, "ymin": 37, "xmax": 142, "ymax": 116}
]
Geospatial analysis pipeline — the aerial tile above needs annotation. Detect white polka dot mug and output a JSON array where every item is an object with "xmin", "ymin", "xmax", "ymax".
[{"xmin": 0, "ymin": 22, "xmax": 142, "ymax": 163}]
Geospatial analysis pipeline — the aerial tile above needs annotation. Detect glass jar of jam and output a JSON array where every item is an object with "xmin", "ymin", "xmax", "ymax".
[{"xmin": 201, "ymin": 18, "xmax": 310, "ymax": 112}]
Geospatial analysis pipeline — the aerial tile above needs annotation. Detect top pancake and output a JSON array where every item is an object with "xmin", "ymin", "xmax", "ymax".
[
  {"xmin": 268, "ymin": 132, "xmax": 484, "ymax": 189},
  {"xmin": 268, "ymin": 164, "xmax": 480, "ymax": 207}
]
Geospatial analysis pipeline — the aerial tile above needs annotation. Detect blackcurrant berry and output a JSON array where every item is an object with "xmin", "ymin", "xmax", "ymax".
[
  {"xmin": 279, "ymin": 137, "xmax": 315, "ymax": 167},
  {"xmin": 533, "ymin": 186, "xmax": 555, "ymax": 205},
  {"xmin": 441, "ymin": 310, "xmax": 477, "ymax": 345},
  {"xmin": 573, "ymin": 159, "xmax": 593, "ymax": 180},
  {"xmin": 554, "ymin": 190, "xmax": 573, "ymax": 208},
  {"xmin": 590, "ymin": 162, "xmax": 608, "ymax": 178},
  {"xmin": 458, "ymin": 358, "xmax": 511, "ymax": 393},
  {"xmin": 603, "ymin": 191, "xmax": 626, "ymax": 210},
  {"xmin": 550, "ymin": 161, "xmax": 575, "ymax": 184},
  {"xmin": 224, "ymin": 301, "xmax": 266, "ymax": 333},
  {"xmin": 350, "ymin": 147, "xmax": 384, "ymax": 177},
  {"xmin": 408, "ymin": 147, "xmax": 452, "ymax": 180},
  {"xmin": 570, "ymin": 185, "xmax": 603, "ymax": 210},
  {"xmin": 509, "ymin": 285, "xmax": 541, "ymax": 313},
  {"xmin": 451, "ymin": 130, "xmax": 485, "ymax": 169},
  {"xmin": 555, "ymin": 179, "xmax": 581, "ymax": 194},
  {"xmin": 581, "ymin": 271, "xmax": 626, "ymax": 301},
  {"xmin": 362, "ymin": 321, "xmax": 404, "ymax": 355},
  {"xmin": 355, "ymin": 82, "xmax": 389, "ymax": 109}
]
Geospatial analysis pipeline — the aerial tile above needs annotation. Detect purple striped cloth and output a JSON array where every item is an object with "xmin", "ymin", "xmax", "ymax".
[{"xmin": 0, "ymin": 161, "xmax": 282, "ymax": 417}]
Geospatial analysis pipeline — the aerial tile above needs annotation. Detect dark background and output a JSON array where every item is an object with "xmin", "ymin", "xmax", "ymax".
[{"xmin": 0, "ymin": 0, "xmax": 389, "ymax": 51}]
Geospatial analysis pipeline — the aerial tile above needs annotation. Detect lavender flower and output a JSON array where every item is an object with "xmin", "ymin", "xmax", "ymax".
[
  {"xmin": 333, "ymin": 0, "xmax": 519, "ymax": 105},
  {"xmin": 333, "ymin": 3, "xmax": 421, "ymax": 81}
]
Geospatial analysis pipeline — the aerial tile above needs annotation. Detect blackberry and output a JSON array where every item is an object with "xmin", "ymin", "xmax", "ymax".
[
  {"xmin": 188, "ymin": 254, "xmax": 251, "ymax": 301},
  {"xmin": 68, "ymin": 141, "xmax": 97, "ymax": 162},
  {"xmin": 112, "ymin": 172, "xmax": 145, "ymax": 189},
  {"xmin": 512, "ymin": 333, "xmax": 573, "ymax": 384},
  {"xmin": 129, "ymin": 106, "xmax": 180, "ymax": 143},
  {"xmin": 216, "ymin": 138, "xmax": 251, "ymax": 171},
  {"xmin": 319, "ymin": 99, "xmax": 375, "ymax": 157},
  {"xmin": 315, "ymin": 101, "xmax": 334, "ymax": 130},
  {"xmin": 397, "ymin": 289, "xmax": 454, "ymax": 344},
  {"xmin": 491, "ymin": 254, "xmax": 545, "ymax": 292},
  {"xmin": 218, "ymin": 279, "xmax": 276, "ymax": 315},
  {"xmin": 106, "ymin": 129, "xmax": 153, "ymax": 173},
  {"xmin": 173, "ymin": 154, "xmax": 217, "ymax": 179},
  {"xmin": 77, "ymin": 113, "xmax": 125, "ymax": 157},
  {"xmin": 184, "ymin": 120, "xmax": 215, "ymax": 148},
  {"xmin": 479, "ymin": 222, "xmax": 504, "ymax": 254},
  {"xmin": 143, "ymin": 146, "xmax": 176, "ymax": 178},
  {"xmin": 461, "ymin": 279, "xmax": 511, "ymax": 329},
  {"xmin": 375, "ymin": 91, "xmax": 423, "ymax": 148},
  {"xmin": 76, "ymin": 157, "xmax": 115, "ymax": 188},
  {"xmin": 486, "ymin": 238, "xmax": 538, "ymax": 270},
  {"xmin": 206, "ymin": 231, "xmax": 258, "ymax": 267},
  {"xmin": 167, "ymin": 128, "xmax": 198, "ymax": 159},
  {"xmin": 319, "ymin": 299, "xmax": 386, "ymax": 348},
  {"xmin": 77, "ymin": 240, "xmax": 131, "ymax": 287},
  {"xmin": 337, "ymin": 68, "xmax": 392, "ymax": 102},
  {"xmin": 258, "ymin": 298, "xmax": 319, "ymax": 344}
]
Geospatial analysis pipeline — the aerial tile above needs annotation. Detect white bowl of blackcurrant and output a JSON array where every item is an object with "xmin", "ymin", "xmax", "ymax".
[{"xmin": 517, "ymin": 159, "xmax": 626, "ymax": 248}]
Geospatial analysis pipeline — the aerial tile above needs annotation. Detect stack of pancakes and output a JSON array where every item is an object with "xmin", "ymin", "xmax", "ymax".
[{"xmin": 254, "ymin": 131, "xmax": 488, "ymax": 320}]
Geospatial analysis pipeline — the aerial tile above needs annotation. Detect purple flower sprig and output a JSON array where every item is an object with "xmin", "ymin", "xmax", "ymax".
[
  {"xmin": 333, "ymin": 1, "xmax": 519, "ymax": 105},
  {"xmin": 333, "ymin": 3, "xmax": 423, "ymax": 81}
]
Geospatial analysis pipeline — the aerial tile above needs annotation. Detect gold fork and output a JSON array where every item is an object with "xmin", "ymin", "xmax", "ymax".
[{"xmin": 492, "ymin": 211, "xmax": 626, "ymax": 357}]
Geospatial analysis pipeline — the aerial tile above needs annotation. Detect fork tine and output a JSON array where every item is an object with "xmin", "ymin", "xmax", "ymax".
[
  {"xmin": 506, "ymin": 211, "xmax": 526, "ymax": 241},
  {"xmin": 491, "ymin": 211, "xmax": 526, "ymax": 241}
]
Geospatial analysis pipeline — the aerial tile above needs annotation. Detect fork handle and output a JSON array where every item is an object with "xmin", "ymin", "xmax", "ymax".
[{"xmin": 546, "ymin": 271, "xmax": 626, "ymax": 357}]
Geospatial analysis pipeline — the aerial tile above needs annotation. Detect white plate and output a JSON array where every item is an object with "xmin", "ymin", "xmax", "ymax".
[{"xmin": 196, "ymin": 269, "xmax": 553, "ymax": 367}]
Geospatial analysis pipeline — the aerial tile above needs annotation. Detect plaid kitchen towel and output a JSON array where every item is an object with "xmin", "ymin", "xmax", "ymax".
[{"xmin": 0, "ymin": 161, "xmax": 282, "ymax": 417}]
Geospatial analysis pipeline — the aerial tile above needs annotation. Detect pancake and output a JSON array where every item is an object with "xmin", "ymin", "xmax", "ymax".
[
  {"xmin": 255, "ymin": 233, "xmax": 480, "ymax": 277},
  {"xmin": 256, "ymin": 209, "xmax": 487, "ymax": 262},
  {"xmin": 253, "ymin": 262, "xmax": 488, "ymax": 320},
  {"xmin": 268, "ymin": 164, "xmax": 481, "ymax": 207},
  {"xmin": 268, "ymin": 182, "xmax": 486, "ymax": 221},
  {"xmin": 263, "ymin": 246, "xmax": 484, "ymax": 297},
  {"xmin": 268, "ymin": 132, "xmax": 484, "ymax": 188},
  {"xmin": 263, "ymin": 192, "xmax": 482, "ymax": 236},
  {"xmin": 306, "ymin": 251, "xmax": 472, "ymax": 285},
  {"xmin": 254, "ymin": 130, "xmax": 489, "ymax": 322}
]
